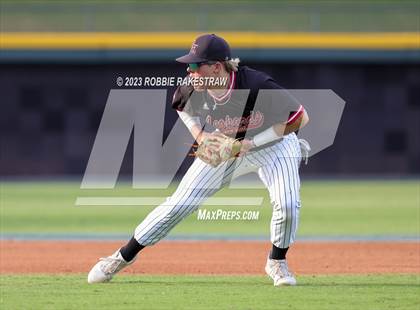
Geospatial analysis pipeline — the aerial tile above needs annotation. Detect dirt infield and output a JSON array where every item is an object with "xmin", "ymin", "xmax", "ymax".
[{"xmin": 1, "ymin": 240, "xmax": 419, "ymax": 275}]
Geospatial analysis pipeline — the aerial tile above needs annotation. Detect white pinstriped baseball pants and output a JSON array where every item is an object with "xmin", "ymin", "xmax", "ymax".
[{"xmin": 134, "ymin": 133, "xmax": 302, "ymax": 248}]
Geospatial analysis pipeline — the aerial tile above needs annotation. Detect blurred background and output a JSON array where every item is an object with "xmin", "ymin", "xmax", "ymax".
[{"xmin": 1, "ymin": 0, "xmax": 419, "ymax": 178}]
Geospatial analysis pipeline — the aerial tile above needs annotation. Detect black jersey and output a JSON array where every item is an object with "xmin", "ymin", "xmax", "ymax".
[{"xmin": 172, "ymin": 66, "xmax": 302, "ymax": 141}]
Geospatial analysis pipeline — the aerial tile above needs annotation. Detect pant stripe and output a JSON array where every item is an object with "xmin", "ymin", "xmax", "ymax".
[
  {"xmin": 277, "ymin": 137, "xmax": 301, "ymax": 246},
  {"xmin": 276, "ymin": 142, "xmax": 293, "ymax": 247},
  {"xmin": 136, "ymin": 158, "xmax": 240, "ymax": 245},
  {"xmin": 259, "ymin": 147, "xmax": 283, "ymax": 246},
  {"xmin": 146, "ymin": 158, "xmax": 241, "ymax": 244},
  {"xmin": 273, "ymin": 147, "xmax": 289, "ymax": 248},
  {"xmin": 283, "ymin": 139, "xmax": 300, "ymax": 244},
  {"xmin": 134, "ymin": 160, "xmax": 209, "ymax": 241},
  {"xmin": 136, "ymin": 160, "xmax": 217, "ymax": 244}
]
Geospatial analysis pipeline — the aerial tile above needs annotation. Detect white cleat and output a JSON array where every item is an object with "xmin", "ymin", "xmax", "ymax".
[
  {"xmin": 87, "ymin": 250, "xmax": 136, "ymax": 284},
  {"xmin": 265, "ymin": 258, "xmax": 297, "ymax": 286}
]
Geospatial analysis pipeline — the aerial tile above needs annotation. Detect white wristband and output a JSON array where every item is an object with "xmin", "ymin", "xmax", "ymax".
[
  {"xmin": 177, "ymin": 111, "xmax": 201, "ymax": 131},
  {"xmin": 252, "ymin": 126, "xmax": 280, "ymax": 147}
]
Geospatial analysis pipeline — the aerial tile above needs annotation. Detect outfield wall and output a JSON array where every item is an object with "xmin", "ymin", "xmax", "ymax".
[
  {"xmin": 1, "ymin": 30, "xmax": 419, "ymax": 177},
  {"xmin": 1, "ymin": 60, "xmax": 419, "ymax": 176}
]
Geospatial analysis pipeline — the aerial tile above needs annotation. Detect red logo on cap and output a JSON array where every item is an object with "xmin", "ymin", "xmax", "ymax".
[{"xmin": 190, "ymin": 43, "xmax": 198, "ymax": 55}]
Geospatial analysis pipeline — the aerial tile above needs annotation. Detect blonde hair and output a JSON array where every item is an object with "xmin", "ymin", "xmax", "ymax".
[{"xmin": 223, "ymin": 57, "xmax": 240, "ymax": 72}]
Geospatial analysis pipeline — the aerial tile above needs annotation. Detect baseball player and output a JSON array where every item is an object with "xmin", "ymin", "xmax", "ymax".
[{"xmin": 88, "ymin": 34, "xmax": 309, "ymax": 286}]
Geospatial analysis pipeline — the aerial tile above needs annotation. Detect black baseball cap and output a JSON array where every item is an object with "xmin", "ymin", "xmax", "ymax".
[{"xmin": 176, "ymin": 34, "xmax": 231, "ymax": 64}]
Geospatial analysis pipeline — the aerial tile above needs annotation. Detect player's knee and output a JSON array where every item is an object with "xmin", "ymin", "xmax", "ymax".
[
  {"xmin": 163, "ymin": 201, "xmax": 197, "ymax": 219},
  {"xmin": 272, "ymin": 201, "xmax": 297, "ymax": 223}
]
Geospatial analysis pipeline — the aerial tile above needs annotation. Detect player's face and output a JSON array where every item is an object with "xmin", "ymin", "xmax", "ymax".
[{"xmin": 187, "ymin": 62, "xmax": 223, "ymax": 91}]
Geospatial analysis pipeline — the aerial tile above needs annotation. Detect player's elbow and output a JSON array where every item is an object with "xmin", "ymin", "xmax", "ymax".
[
  {"xmin": 289, "ymin": 109, "xmax": 309, "ymax": 131},
  {"xmin": 282, "ymin": 108, "xmax": 309, "ymax": 135}
]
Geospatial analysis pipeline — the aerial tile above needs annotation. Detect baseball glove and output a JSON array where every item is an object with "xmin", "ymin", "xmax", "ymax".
[{"xmin": 195, "ymin": 133, "xmax": 242, "ymax": 167}]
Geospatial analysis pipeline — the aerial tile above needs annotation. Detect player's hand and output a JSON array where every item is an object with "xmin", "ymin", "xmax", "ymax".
[
  {"xmin": 211, "ymin": 132, "xmax": 253, "ymax": 157},
  {"xmin": 237, "ymin": 139, "xmax": 255, "ymax": 157},
  {"xmin": 209, "ymin": 133, "xmax": 255, "ymax": 157},
  {"xmin": 196, "ymin": 132, "xmax": 213, "ymax": 145}
]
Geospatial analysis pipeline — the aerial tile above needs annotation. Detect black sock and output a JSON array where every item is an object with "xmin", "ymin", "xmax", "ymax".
[
  {"xmin": 269, "ymin": 245, "xmax": 288, "ymax": 260},
  {"xmin": 119, "ymin": 237, "xmax": 145, "ymax": 262}
]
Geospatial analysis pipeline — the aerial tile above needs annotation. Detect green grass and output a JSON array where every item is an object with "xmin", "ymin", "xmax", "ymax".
[
  {"xmin": 0, "ymin": 274, "xmax": 419, "ymax": 309},
  {"xmin": 1, "ymin": 180, "xmax": 419, "ymax": 238}
]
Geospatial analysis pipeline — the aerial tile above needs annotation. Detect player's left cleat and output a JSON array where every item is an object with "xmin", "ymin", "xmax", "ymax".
[
  {"xmin": 87, "ymin": 249, "xmax": 136, "ymax": 284},
  {"xmin": 265, "ymin": 257, "xmax": 297, "ymax": 286}
]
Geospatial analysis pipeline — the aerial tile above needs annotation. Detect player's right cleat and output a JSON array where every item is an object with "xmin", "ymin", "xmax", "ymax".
[
  {"xmin": 265, "ymin": 258, "xmax": 297, "ymax": 286},
  {"xmin": 87, "ymin": 249, "xmax": 136, "ymax": 284}
]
